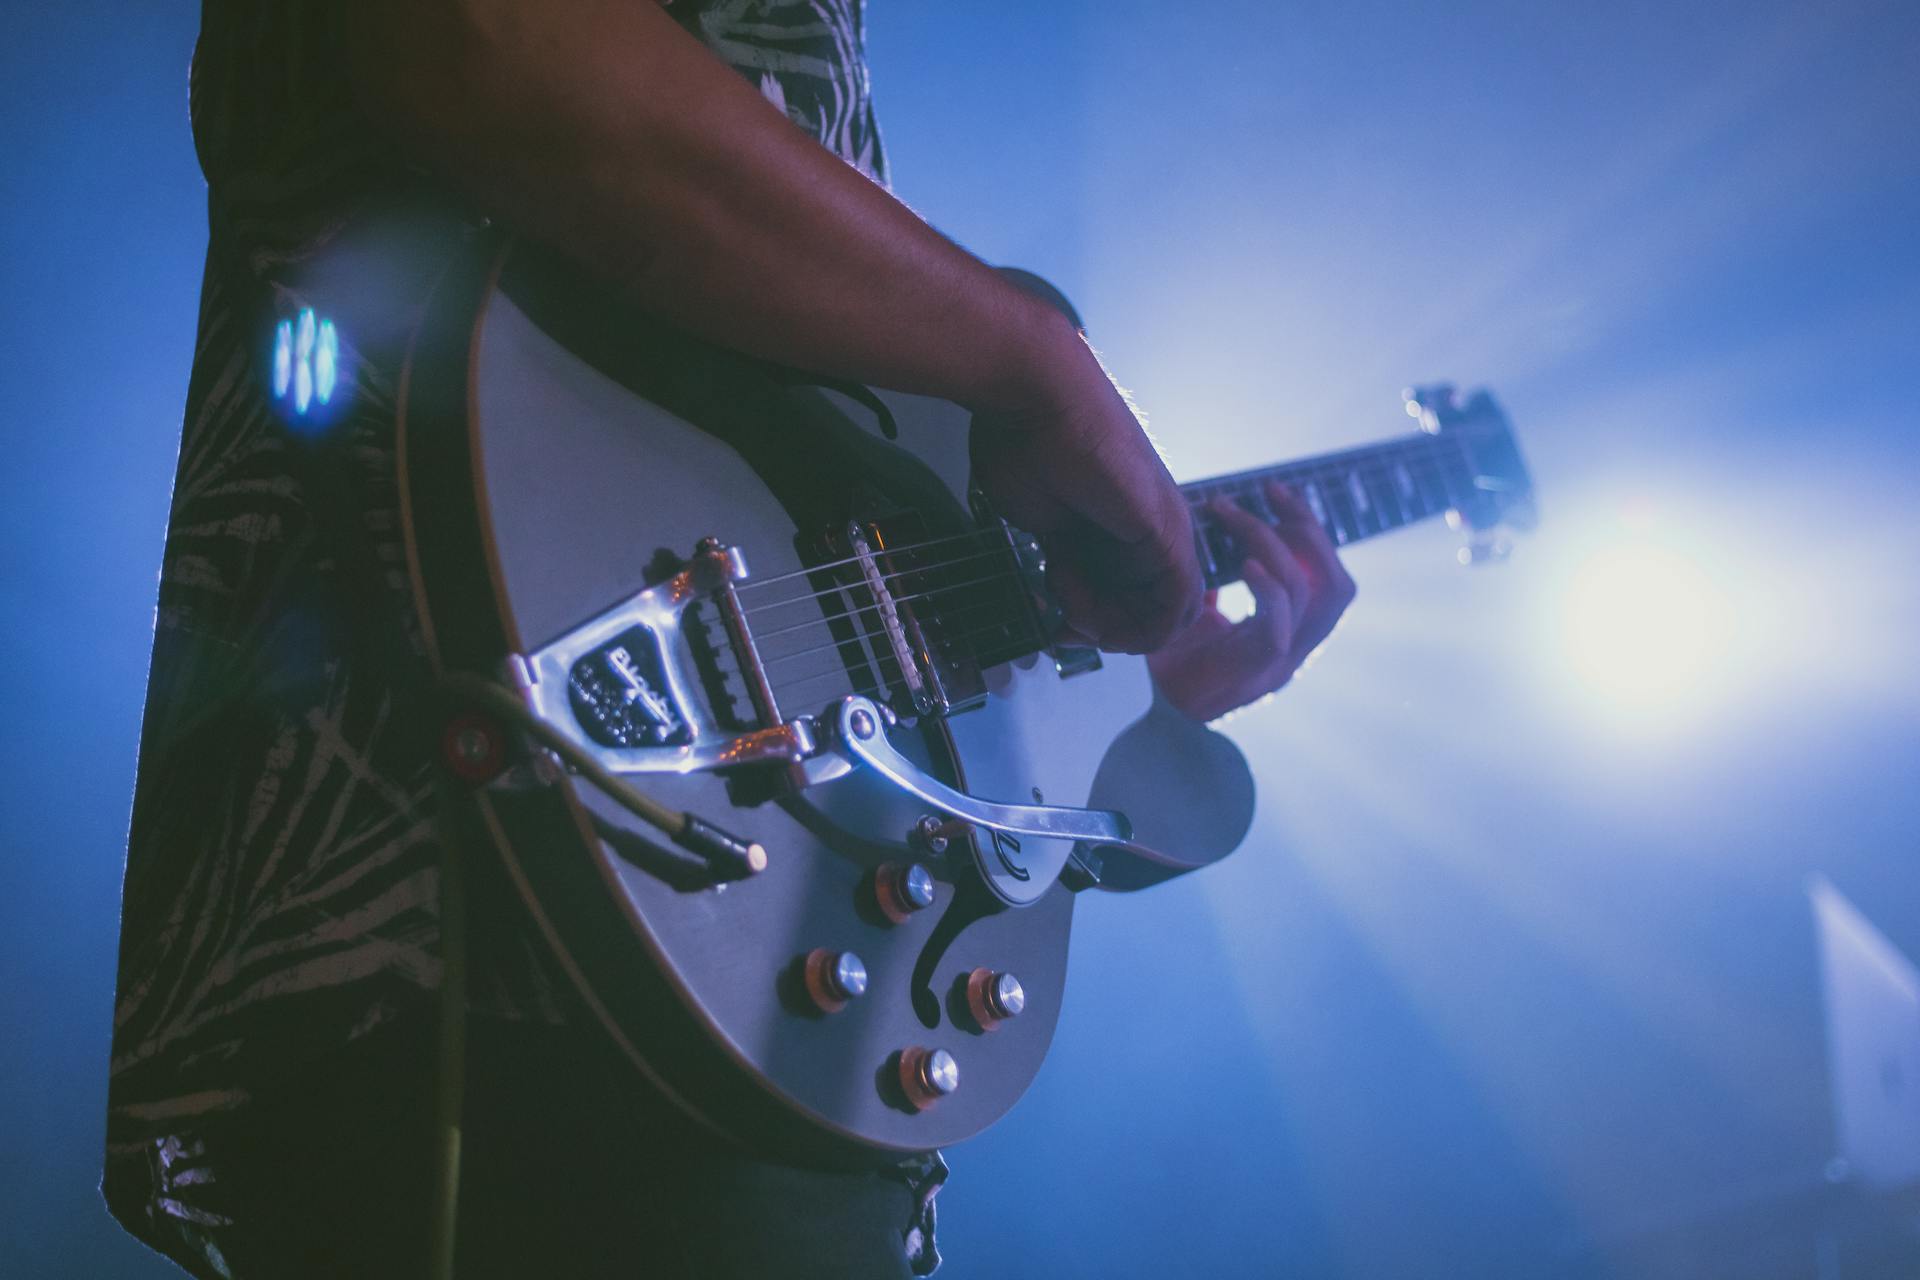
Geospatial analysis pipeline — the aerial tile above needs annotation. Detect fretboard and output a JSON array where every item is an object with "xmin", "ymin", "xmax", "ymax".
[{"xmin": 1182, "ymin": 431, "xmax": 1475, "ymax": 589}]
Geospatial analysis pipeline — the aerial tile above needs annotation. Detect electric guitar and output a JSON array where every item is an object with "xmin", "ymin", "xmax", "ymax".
[{"xmin": 396, "ymin": 234, "xmax": 1536, "ymax": 1165}]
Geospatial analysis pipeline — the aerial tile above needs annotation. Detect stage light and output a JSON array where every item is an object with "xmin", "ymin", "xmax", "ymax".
[{"xmin": 1554, "ymin": 538, "xmax": 1736, "ymax": 729}]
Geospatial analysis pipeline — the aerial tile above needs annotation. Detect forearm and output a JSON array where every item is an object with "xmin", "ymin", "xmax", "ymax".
[{"xmin": 343, "ymin": 0, "xmax": 1076, "ymax": 411}]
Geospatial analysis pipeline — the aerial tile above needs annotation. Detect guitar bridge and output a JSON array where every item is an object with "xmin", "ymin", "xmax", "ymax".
[{"xmin": 508, "ymin": 538, "xmax": 817, "ymax": 778}]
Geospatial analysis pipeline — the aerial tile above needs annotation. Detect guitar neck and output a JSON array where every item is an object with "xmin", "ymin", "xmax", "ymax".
[{"xmin": 1181, "ymin": 430, "xmax": 1476, "ymax": 589}]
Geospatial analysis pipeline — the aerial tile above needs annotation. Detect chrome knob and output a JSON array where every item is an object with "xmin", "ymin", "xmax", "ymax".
[
  {"xmin": 803, "ymin": 948, "xmax": 868, "ymax": 1013},
  {"xmin": 875, "ymin": 860, "xmax": 937, "ymax": 923},
  {"xmin": 898, "ymin": 1046, "xmax": 960, "ymax": 1111},
  {"xmin": 965, "ymin": 968, "xmax": 1025, "ymax": 1030}
]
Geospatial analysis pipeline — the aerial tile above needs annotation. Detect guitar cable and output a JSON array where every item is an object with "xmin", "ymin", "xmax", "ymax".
[
  {"xmin": 426, "ymin": 672, "xmax": 768, "ymax": 1280},
  {"xmin": 269, "ymin": 352, "xmax": 758, "ymax": 1276},
  {"xmin": 428, "ymin": 776, "xmax": 470, "ymax": 1280},
  {"xmin": 437, "ymin": 671, "xmax": 768, "ymax": 878}
]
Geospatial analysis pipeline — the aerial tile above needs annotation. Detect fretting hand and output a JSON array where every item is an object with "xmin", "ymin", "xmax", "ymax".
[
  {"xmin": 970, "ymin": 321, "xmax": 1203, "ymax": 654},
  {"xmin": 1146, "ymin": 481, "xmax": 1356, "ymax": 722}
]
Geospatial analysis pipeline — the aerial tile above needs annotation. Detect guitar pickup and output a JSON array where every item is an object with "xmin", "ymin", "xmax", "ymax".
[
  {"xmin": 806, "ymin": 515, "xmax": 997, "ymax": 722},
  {"xmin": 508, "ymin": 538, "xmax": 817, "ymax": 779}
]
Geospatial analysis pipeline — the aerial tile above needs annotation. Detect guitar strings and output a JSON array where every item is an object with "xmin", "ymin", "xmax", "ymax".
[
  {"xmin": 732, "ymin": 527, "xmax": 1009, "ymax": 593},
  {"xmin": 752, "ymin": 592, "xmax": 1038, "ymax": 673},
  {"xmin": 701, "ymin": 599, "xmax": 1051, "ymax": 702},
  {"xmin": 729, "ymin": 430, "xmax": 1479, "ymax": 597},
  {"xmin": 681, "ymin": 440, "xmax": 1486, "ymax": 709},
  {"xmin": 729, "ymin": 433, "xmax": 1473, "ymax": 608},
  {"xmin": 734, "ymin": 445, "xmax": 1479, "ymax": 622},
  {"xmin": 741, "ymin": 544, "xmax": 1022, "ymax": 622},
  {"xmin": 712, "ymin": 449, "xmax": 1481, "ymax": 676}
]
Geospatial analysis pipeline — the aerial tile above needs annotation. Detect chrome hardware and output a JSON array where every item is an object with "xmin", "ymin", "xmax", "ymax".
[
  {"xmin": 908, "ymin": 815, "xmax": 956, "ymax": 856},
  {"xmin": 898, "ymin": 1046, "xmax": 960, "ymax": 1110},
  {"xmin": 1059, "ymin": 847, "xmax": 1105, "ymax": 892},
  {"xmin": 824, "ymin": 696, "xmax": 1131, "ymax": 847},
  {"xmin": 699, "ymin": 536, "xmax": 781, "ymax": 728},
  {"xmin": 1404, "ymin": 384, "xmax": 1454, "ymax": 433},
  {"xmin": 804, "ymin": 948, "xmax": 869, "ymax": 1014},
  {"xmin": 1052, "ymin": 645, "xmax": 1104, "ymax": 680},
  {"xmin": 875, "ymin": 861, "xmax": 937, "ymax": 923},
  {"xmin": 511, "ymin": 539, "xmax": 815, "ymax": 778},
  {"xmin": 844, "ymin": 521, "xmax": 935, "ymax": 716},
  {"xmin": 1459, "ymin": 532, "xmax": 1515, "ymax": 567},
  {"xmin": 965, "ymin": 969, "xmax": 1025, "ymax": 1030},
  {"xmin": 1001, "ymin": 519, "xmax": 1100, "ymax": 677}
]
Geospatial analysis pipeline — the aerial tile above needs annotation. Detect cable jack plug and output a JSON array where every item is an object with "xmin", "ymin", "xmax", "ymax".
[{"xmin": 673, "ymin": 816, "xmax": 768, "ymax": 880}]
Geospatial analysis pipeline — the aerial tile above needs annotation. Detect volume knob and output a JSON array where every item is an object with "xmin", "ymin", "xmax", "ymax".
[
  {"xmin": 965, "ymin": 968, "xmax": 1025, "ymax": 1031},
  {"xmin": 897, "ymin": 1046, "xmax": 960, "ymax": 1111},
  {"xmin": 875, "ymin": 861, "xmax": 937, "ymax": 923},
  {"xmin": 802, "ymin": 949, "xmax": 868, "ymax": 1014}
]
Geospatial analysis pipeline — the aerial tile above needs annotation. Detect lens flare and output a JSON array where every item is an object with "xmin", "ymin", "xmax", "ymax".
[
  {"xmin": 1556, "ymin": 541, "xmax": 1735, "ymax": 727},
  {"xmin": 315, "ymin": 319, "xmax": 338, "ymax": 405},
  {"xmin": 271, "ymin": 320, "xmax": 292, "ymax": 399}
]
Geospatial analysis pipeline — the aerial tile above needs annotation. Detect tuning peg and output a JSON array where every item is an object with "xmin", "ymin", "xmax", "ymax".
[
  {"xmin": 1403, "ymin": 384, "xmax": 1457, "ymax": 434},
  {"xmin": 1458, "ymin": 531, "xmax": 1514, "ymax": 566}
]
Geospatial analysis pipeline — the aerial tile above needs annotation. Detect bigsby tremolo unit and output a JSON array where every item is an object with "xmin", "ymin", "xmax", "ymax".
[{"xmin": 500, "ymin": 536, "xmax": 1130, "ymax": 866}]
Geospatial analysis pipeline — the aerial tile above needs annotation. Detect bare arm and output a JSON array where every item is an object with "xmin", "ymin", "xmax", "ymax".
[{"xmin": 343, "ymin": 0, "xmax": 1200, "ymax": 651}]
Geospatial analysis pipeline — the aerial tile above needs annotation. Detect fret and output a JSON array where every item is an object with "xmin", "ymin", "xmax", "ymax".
[
  {"xmin": 1240, "ymin": 480, "xmax": 1278, "ymax": 524},
  {"xmin": 1413, "ymin": 449, "xmax": 1454, "ymax": 518},
  {"xmin": 1437, "ymin": 441, "xmax": 1476, "ymax": 513},
  {"xmin": 1178, "ymin": 431, "xmax": 1479, "ymax": 591},
  {"xmin": 1299, "ymin": 475, "xmax": 1331, "ymax": 532},
  {"xmin": 1322, "ymin": 467, "xmax": 1359, "ymax": 545},
  {"xmin": 1366, "ymin": 455, "xmax": 1405, "ymax": 532},
  {"xmin": 1397, "ymin": 460, "xmax": 1428, "ymax": 521},
  {"xmin": 1346, "ymin": 466, "xmax": 1381, "ymax": 539}
]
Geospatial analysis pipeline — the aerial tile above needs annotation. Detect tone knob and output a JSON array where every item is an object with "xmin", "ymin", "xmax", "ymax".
[
  {"xmin": 802, "ymin": 948, "xmax": 868, "ymax": 1014},
  {"xmin": 965, "ymin": 968, "xmax": 1025, "ymax": 1031},
  {"xmin": 874, "ymin": 861, "xmax": 937, "ymax": 923},
  {"xmin": 897, "ymin": 1046, "xmax": 960, "ymax": 1111}
]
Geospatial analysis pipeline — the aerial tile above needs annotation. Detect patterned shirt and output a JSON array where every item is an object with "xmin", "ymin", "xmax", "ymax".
[{"xmin": 106, "ymin": 0, "xmax": 888, "ymax": 1257}]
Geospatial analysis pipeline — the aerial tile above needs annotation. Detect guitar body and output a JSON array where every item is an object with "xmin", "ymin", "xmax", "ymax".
[{"xmin": 398, "ymin": 236, "xmax": 1256, "ymax": 1163}]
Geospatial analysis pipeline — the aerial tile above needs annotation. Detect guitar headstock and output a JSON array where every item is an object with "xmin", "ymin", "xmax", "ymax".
[{"xmin": 1404, "ymin": 384, "xmax": 1538, "ymax": 563}]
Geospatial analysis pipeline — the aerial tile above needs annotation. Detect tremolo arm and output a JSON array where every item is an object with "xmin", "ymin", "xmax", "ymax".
[
  {"xmin": 499, "ymin": 537, "xmax": 1127, "ymax": 877},
  {"xmin": 822, "ymin": 696, "xmax": 1130, "ymax": 847}
]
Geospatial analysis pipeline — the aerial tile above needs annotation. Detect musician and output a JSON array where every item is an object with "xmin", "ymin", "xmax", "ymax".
[{"xmin": 105, "ymin": 3, "xmax": 1355, "ymax": 1276}]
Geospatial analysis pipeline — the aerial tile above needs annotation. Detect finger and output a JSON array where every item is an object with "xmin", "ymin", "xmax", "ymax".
[
  {"xmin": 1208, "ymin": 496, "xmax": 1310, "ymax": 608},
  {"xmin": 1143, "ymin": 609, "xmax": 1238, "ymax": 720},
  {"xmin": 1204, "ymin": 498, "xmax": 1309, "ymax": 702},
  {"xmin": 1063, "ymin": 418, "xmax": 1204, "ymax": 648},
  {"xmin": 1267, "ymin": 483, "xmax": 1352, "ymax": 594},
  {"xmin": 1227, "ymin": 556, "xmax": 1297, "ymax": 692},
  {"xmin": 1268, "ymin": 482, "xmax": 1357, "ymax": 658},
  {"xmin": 1049, "ymin": 538, "xmax": 1197, "ymax": 655}
]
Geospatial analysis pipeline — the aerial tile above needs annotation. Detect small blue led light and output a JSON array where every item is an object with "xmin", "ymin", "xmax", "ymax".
[
  {"xmin": 315, "ymin": 319, "xmax": 338, "ymax": 405},
  {"xmin": 272, "ymin": 320, "xmax": 293, "ymax": 399},
  {"xmin": 271, "ymin": 306, "xmax": 345, "ymax": 421}
]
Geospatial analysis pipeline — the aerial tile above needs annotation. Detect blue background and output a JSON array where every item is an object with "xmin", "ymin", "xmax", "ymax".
[{"xmin": 4, "ymin": 2, "xmax": 1917, "ymax": 1275}]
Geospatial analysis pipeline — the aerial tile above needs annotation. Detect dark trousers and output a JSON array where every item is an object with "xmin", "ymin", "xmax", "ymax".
[{"xmin": 111, "ymin": 1017, "xmax": 921, "ymax": 1279}]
